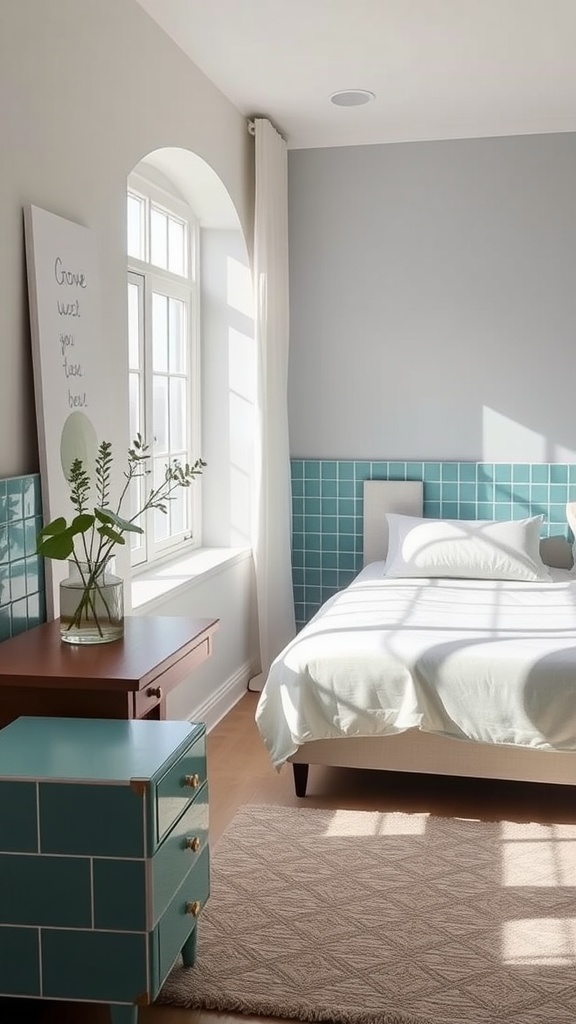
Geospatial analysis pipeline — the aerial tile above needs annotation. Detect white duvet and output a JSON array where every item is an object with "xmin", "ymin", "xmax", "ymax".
[{"xmin": 255, "ymin": 562, "xmax": 576, "ymax": 767}]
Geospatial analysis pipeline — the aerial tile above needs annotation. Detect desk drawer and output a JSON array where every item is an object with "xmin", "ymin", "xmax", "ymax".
[
  {"xmin": 156, "ymin": 731, "xmax": 206, "ymax": 843},
  {"xmin": 133, "ymin": 684, "xmax": 164, "ymax": 719}
]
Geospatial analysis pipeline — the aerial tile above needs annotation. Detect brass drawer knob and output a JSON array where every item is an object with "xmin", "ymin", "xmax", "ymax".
[
  {"xmin": 184, "ymin": 773, "xmax": 201, "ymax": 789},
  {"xmin": 186, "ymin": 900, "xmax": 201, "ymax": 917},
  {"xmin": 186, "ymin": 836, "xmax": 201, "ymax": 853},
  {"xmin": 146, "ymin": 686, "xmax": 163, "ymax": 699}
]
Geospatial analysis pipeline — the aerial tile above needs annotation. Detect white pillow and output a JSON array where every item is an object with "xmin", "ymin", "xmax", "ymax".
[{"xmin": 384, "ymin": 513, "xmax": 551, "ymax": 582}]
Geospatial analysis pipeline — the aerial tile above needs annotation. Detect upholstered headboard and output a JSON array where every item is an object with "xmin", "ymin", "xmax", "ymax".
[
  {"xmin": 363, "ymin": 480, "xmax": 423, "ymax": 565},
  {"xmin": 363, "ymin": 480, "xmax": 573, "ymax": 569}
]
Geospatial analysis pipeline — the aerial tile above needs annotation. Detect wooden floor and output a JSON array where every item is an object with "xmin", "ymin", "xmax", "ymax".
[{"xmin": 4, "ymin": 690, "xmax": 576, "ymax": 1024}]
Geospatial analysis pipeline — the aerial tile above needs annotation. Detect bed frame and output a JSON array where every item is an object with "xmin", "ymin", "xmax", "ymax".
[{"xmin": 289, "ymin": 481, "xmax": 576, "ymax": 797}]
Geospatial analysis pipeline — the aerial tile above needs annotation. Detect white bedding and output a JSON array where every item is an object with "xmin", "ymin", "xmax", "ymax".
[{"xmin": 255, "ymin": 563, "xmax": 576, "ymax": 767}]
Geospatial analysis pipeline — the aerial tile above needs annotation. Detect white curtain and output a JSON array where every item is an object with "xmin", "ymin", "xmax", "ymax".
[{"xmin": 249, "ymin": 117, "xmax": 296, "ymax": 689}]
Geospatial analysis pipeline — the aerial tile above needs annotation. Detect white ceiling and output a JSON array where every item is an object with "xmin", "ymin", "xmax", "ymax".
[{"xmin": 136, "ymin": 0, "xmax": 576, "ymax": 150}]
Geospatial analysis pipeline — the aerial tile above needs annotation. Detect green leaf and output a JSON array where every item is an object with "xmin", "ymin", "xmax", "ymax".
[
  {"xmin": 70, "ymin": 514, "xmax": 95, "ymax": 535},
  {"xmin": 97, "ymin": 525, "xmax": 126, "ymax": 544},
  {"xmin": 37, "ymin": 529, "xmax": 75, "ymax": 560},
  {"xmin": 37, "ymin": 517, "xmax": 68, "ymax": 540},
  {"xmin": 95, "ymin": 508, "xmax": 144, "ymax": 534}
]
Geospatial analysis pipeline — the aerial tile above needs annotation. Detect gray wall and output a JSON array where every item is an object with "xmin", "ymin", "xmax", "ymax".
[
  {"xmin": 0, "ymin": 0, "xmax": 259, "ymax": 723},
  {"xmin": 288, "ymin": 134, "xmax": 576, "ymax": 463},
  {"xmin": 0, "ymin": 0, "xmax": 253, "ymax": 480}
]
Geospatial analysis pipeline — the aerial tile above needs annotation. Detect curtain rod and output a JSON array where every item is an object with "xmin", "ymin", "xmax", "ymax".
[{"xmin": 247, "ymin": 117, "xmax": 285, "ymax": 141}]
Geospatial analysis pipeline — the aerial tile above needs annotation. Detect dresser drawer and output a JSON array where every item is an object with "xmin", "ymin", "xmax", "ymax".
[
  {"xmin": 151, "ymin": 845, "xmax": 210, "ymax": 993},
  {"xmin": 152, "ymin": 783, "xmax": 208, "ymax": 925},
  {"xmin": 156, "ymin": 731, "xmax": 206, "ymax": 843}
]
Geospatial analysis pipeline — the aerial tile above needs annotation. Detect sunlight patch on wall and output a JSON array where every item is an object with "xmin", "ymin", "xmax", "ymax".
[
  {"xmin": 483, "ymin": 407, "xmax": 546, "ymax": 462},
  {"xmin": 227, "ymin": 256, "xmax": 254, "ymax": 318},
  {"xmin": 483, "ymin": 407, "xmax": 576, "ymax": 463}
]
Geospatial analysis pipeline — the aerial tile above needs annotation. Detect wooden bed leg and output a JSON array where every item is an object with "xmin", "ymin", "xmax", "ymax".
[{"xmin": 292, "ymin": 762, "xmax": 309, "ymax": 797}]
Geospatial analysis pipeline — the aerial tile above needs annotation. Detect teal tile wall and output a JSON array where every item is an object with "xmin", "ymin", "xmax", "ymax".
[
  {"xmin": 0, "ymin": 473, "xmax": 45, "ymax": 641},
  {"xmin": 291, "ymin": 460, "xmax": 576, "ymax": 628}
]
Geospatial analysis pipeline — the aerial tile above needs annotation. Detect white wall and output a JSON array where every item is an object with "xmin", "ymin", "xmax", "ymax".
[
  {"xmin": 0, "ymin": 0, "xmax": 259, "ymax": 723},
  {"xmin": 288, "ymin": 134, "xmax": 576, "ymax": 463}
]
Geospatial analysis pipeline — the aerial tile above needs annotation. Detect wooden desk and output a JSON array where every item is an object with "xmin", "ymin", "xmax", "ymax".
[{"xmin": 0, "ymin": 616, "xmax": 219, "ymax": 728}]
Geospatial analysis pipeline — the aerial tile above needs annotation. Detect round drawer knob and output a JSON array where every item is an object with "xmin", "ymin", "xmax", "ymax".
[
  {"xmin": 186, "ymin": 900, "xmax": 201, "ymax": 917},
  {"xmin": 146, "ymin": 686, "xmax": 163, "ymax": 699},
  {"xmin": 186, "ymin": 836, "xmax": 201, "ymax": 853},
  {"xmin": 184, "ymin": 773, "xmax": 201, "ymax": 789}
]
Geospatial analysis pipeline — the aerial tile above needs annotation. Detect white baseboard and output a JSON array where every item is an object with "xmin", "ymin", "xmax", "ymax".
[{"xmin": 188, "ymin": 660, "xmax": 255, "ymax": 733}]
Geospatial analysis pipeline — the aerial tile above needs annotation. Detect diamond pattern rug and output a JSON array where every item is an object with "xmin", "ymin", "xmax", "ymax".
[{"xmin": 157, "ymin": 804, "xmax": 576, "ymax": 1023}]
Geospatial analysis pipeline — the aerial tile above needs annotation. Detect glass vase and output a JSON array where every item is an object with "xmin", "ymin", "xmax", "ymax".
[{"xmin": 59, "ymin": 558, "xmax": 124, "ymax": 645}]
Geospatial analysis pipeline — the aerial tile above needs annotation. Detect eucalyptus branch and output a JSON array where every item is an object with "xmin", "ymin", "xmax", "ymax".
[{"xmin": 36, "ymin": 435, "xmax": 206, "ymax": 638}]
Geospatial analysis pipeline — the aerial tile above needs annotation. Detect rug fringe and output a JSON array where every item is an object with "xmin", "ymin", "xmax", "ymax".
[{"xmin": 156, "ymin": 984, "xmax": 431, "ymax": 1024}]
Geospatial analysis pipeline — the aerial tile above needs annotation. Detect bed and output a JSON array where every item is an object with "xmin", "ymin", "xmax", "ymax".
[{"xmin": 255, "ymin": 481, "xmax": 576, "ymax": 796}]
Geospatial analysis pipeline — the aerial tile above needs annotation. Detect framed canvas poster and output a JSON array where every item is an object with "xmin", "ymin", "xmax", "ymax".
[{"xmin": 24, "ymin": 205, "xmax": 110, "ymax": 617}]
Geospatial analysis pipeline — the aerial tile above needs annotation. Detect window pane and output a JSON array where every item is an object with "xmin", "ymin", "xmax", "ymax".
[
  {"xmin": 153, "ymin": 457, "xmax": 169, "ymax": 541},
  {"xmin": 168, "ymin": 298, "xmax": 186, "ymax": 372},
  {"xmin": 169, "ymin": 377, "xmax": 187, "ymax": 451},
  {"xmin": 127, "ymin": 282, "xmax": 140, "ymax": 371},
  {"xmin": 153, "ymin": 375, "xmax": 169, "ymax": 453},
  {"xmin": 128, "ymin": 476, "xmax": 145, "ymax": 553},
  {"xmin": 168, "ymin": 217, "xmax": 186, "ymax": 276},
  {"xmin": 170, "ymin": 486, "xmax": 187, "ymax": 535},
  {"xmin": 152, "ymin": 293, "xmax": 168, "ymax": 372},
  {"xmin": 127, "ymin": 194, "xmax": 144, "ymax": 259},
  {"xmin": 129, "ymin": 372, "xmax": 140, "ymax": 441},
  {"xmin": 150, "ymin": 207, "xmax": 168, "ymax": 269}
]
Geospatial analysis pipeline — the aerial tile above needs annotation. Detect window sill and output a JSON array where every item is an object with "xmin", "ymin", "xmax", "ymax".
[{"xmin": 131, "ymin": 546, "xmax": 252, "ymax": 612}]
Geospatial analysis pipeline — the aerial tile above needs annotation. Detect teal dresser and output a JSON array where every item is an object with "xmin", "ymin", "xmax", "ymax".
[{"xmin": 0, "ymin": 716, "xmax": 209, "ymax": 1024}]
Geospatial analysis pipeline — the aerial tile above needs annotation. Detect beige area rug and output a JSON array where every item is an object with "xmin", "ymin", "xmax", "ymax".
[{"xmin": 157, "ymin": 804, "xmax": 576, "ymax": 1024}]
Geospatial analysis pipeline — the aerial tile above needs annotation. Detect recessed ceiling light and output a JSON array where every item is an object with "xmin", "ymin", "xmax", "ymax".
[{"xmin": 330, "ymin": 89, "xmax": 376, "ymax": 107}]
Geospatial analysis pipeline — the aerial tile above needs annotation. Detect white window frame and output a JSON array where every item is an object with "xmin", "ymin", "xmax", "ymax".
[{"xmin": 127, "ymin": 171, "xmax": 202, "ymax": 568}]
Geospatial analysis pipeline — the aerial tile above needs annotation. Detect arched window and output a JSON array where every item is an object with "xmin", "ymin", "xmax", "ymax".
[{"xmin": 127, "ymin": 170, "xmax": 201, "ymax": 566}]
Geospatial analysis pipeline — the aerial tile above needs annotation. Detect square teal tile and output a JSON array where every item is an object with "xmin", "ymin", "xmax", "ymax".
[
  {"xmin": 441, "ymin": 482, "xmax": 458, "ymax": 501},
  {"xmin": 551, "ymin": 484, "xmax": 568, "ymax": 504},
  {"xmin": 551, "ymin": 465, "xmax": 568, "ymax": 484},
  {"xmin": 459, "ymin": 463, "xmax": 477, "ymax": 482},
  {"xmin": 304, "ymin": 478, "xmax": 320, "ymax": 497},
  {"xmin": 338, "ymin": 462, "xmax": 355, "ymax": 480},
  {"xmin": 441, "ymin": 501, "xmax": 458, "ymax": 518},
  {"xmin": 321, "ymin": 479, "xmax": 338, "ymax": 497},
  {"xmin": 423, "ymin": 463, "xmax": 441, "ymax": 481},
  {"xmin": 7, "ymin": 479, "xmax": 23, "ymax": 521}
]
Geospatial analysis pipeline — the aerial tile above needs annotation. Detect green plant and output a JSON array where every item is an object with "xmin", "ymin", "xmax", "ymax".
[{"xmin": 37, "ymin": 434, "xmax": 206, "ymax": 636}]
